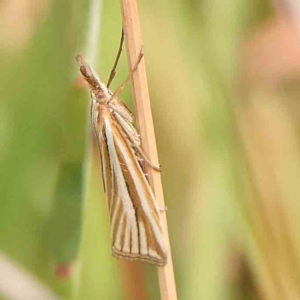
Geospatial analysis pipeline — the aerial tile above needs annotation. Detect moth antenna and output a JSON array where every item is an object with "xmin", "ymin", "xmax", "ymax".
[{"xmin": 107, "ymin": 28, "xmax": 125, "ymax": 88}]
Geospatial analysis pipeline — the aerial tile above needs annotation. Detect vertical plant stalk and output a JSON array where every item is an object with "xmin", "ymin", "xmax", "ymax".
[
  {"xmin": 119, "ymin": 0, "xmax": 177, "ymax": 299},
  {"xmin": 85, "ymin": 0, "xmax": 102, "ymax": 65},
  {"xmin": 119, "ymin": 261, "xmax": 150, "ymax": 300},
  {"xmin": 75, "ymin": 0, "xmax": 103, "ymax": 298}
]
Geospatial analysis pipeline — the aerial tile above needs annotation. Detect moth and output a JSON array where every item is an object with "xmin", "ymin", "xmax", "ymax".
[{"xmin": 76, "ymin": 32, "xmax": 167, "ymax": 266}]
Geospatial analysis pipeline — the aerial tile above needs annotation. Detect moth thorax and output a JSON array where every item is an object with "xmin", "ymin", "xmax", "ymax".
[{"xmin": 93, "ymin": 86, "xmax": 110, "ymax": 102}]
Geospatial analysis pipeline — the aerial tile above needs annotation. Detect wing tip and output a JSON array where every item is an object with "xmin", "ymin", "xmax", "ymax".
[{"xmin": 112, "ymin": 247, "xmax": 167, "ymax": 266}]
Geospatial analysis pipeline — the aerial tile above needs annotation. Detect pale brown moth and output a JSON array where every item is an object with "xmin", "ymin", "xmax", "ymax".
[{"xmin": 76, "ymin": 31, "xmax": 167, "ymax": 266}]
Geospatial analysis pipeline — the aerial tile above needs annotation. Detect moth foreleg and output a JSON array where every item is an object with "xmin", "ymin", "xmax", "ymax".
[
  {"xmin": 134, "ymin": 145, "xmax": 161, "ymax": 172},
  {"xmin": 118, "ymin": 122, "xmax": 161, "ymax": 172}
]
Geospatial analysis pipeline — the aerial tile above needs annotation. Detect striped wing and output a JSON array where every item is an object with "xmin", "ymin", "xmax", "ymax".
[{"xmin": 97, "ymin": 112, "xmax": 167, "ymax": 266}]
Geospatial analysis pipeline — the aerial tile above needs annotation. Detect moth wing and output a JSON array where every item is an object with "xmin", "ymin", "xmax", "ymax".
[
  {"xmin": 91, "ymin": 94, "xmax": 110, "ymax": 193},
  {"xmin": 102, "ymin": 115, "xmax": 167, "ymax": 266},
  {"xmin": 113, "ymin": 111, "xmax": 141, "ymax": 147},
  {"xmin": 109, "ymin": 97, "xmax": 133, "ymax": 123}
]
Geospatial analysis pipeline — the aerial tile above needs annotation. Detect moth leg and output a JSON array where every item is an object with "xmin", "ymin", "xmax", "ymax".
[
  {"xmin": 159, "ymin": 206, "xmax": 168, "ymax": 212},
  {"xmin": 115, "ymin": 114, "xmax": 161, "ymax": 172},
  {"xmin": 108, "ymin": 47, "xmax": 144, "ymax": 103},
  {"xmin": 133, "ymin": 143, "xmax": 161, "ymax": 172},
  {"xmin": 90, "ymin": 93, "xmax": 107, "ymax": 192},
  {"xmin": 153, "ymin": 201, "xmax": 167, "ymax": 212},
  {"xmin": 107, "ymin": 28, "xmax": 124, "ymax": 88}
]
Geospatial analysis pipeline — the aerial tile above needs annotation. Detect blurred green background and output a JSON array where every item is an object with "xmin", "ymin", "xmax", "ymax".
[{"xmin": 2, "ymin": 0, "xmax": 300, "ymax": 299}]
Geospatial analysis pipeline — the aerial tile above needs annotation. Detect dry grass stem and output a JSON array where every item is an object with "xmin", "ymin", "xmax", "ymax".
[{"xmin": 119, "ymin": 0, "xmax": 177, "ymax": 299}]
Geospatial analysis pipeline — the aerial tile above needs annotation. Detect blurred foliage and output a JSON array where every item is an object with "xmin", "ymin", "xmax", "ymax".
[{"xmin": 1, "ymin": 0, "xmax": 300, "ymax": 299}]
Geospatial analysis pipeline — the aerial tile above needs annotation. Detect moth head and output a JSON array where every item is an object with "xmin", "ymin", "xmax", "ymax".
[{"xmin": 76, "ymin": 54, "xmax": 110, "ymax": 102}]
